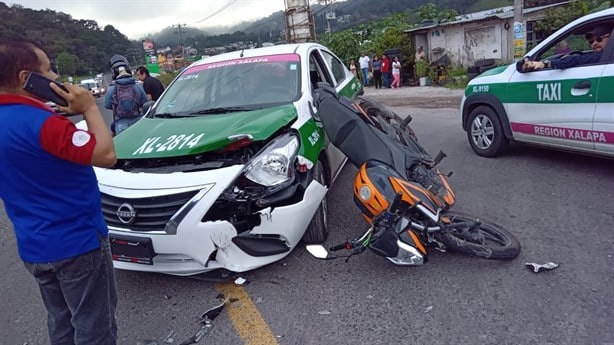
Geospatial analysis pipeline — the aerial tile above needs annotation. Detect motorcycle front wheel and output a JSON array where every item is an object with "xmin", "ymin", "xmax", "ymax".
[{"xmin": 438, "ymin": 212, "xmax": 520, "ymax": 260}]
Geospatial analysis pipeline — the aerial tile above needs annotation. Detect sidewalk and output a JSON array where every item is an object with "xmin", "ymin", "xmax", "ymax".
[{"xmin": 361, "ymin": 85, "xmax": 465, "ymax": 108}]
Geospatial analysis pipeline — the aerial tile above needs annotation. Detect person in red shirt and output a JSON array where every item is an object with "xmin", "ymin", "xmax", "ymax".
[
  {"xmin": 0, "ymin": 38, "xmax": 118, "ymax": 345},
  {"xmin": 381, "ymin": 54, "xmax": 391, "ymax": 88}
]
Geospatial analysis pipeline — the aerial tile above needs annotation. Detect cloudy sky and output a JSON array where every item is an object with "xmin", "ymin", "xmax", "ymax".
[{"xmin": 7, "ymin": 0, "xmax": 287, "ymax": 39}]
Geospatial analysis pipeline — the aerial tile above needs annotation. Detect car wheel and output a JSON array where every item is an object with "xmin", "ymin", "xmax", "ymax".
[
  {"xmin": 466, "ymin": 105, "xmax": 508, "ymax": 157},
  {"xmin": 302, "ymin": 160, "xmax": 329, "ymax": 244}
]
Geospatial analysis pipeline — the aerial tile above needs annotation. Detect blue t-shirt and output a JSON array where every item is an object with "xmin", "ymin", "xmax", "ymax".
[{"xmin": 0, "ymin": 96, "xmax": 108, "ymax": 263}]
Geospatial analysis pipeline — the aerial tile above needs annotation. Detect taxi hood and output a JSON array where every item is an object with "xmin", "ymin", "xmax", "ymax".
[{"xmin": 113, "ymin": 104, "xmax": 297, "ymax": 159}]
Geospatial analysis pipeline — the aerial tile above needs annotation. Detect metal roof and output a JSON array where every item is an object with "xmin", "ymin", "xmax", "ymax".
[{"xmin": 404, "ymin": 2, "xmax": 571, "ymax": 33}]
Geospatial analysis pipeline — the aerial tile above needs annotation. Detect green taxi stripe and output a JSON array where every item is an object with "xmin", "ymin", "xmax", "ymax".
[{"xmin": 467, "ymin": 76, "xmax": 614, "ymax": 103}]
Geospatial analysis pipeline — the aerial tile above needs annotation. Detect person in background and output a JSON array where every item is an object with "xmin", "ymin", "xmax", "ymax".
[
  {"xmin": 358, "ymin": 51, "xmax": 371, "ymax": 87},
  {"xmin": 0, "ymin": 38, "xmax": 118, "ymax": 345},
  {"xmin": 554, "ymin": 40, "xmax": 572, "ymax": 55},
  {"xmin": 391, "ymin": 56, "xmax": 402, "ymax": 88},
  {"xmin": 349, "ymin": 59, "xmax": 358, "ymax": 80},
  {"xmin": 523, "ymin": 24, "xmax": 612, "ymax": 71},
  {"xmin": 104, "ymin": 55, "xmax": 148, "ymax": 136},
  {"xmin": 371, "ymin": 54, "xmax": 382, "ymax": 89},
  {"xmin": 135, "ymin": 66, "xmax": 165, "ymax": 101},
  {"xmin": 381, "ymin": 53, "xmax": 391, "ymax": 88},
  {"xmin": 415, "ymin": 46, "xmax": 426, "ymax": 61}
]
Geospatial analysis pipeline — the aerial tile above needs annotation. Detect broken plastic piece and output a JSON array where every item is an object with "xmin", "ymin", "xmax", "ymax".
[
  {"xmin": 234, "ymin": 277, "xmax": 248, "ymax": 285},
  {"xmin": 526, "ymin": 262, "xmax": 559, "ymax": 273},
  {"xmin": 163, "ymin": 330, "xmax": 175, "ymax": 344},
  {"xmin": 199, "ymin": 297, "xmax": 227, "ymax": 322}
]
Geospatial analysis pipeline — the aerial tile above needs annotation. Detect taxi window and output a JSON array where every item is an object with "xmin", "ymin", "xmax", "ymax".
[
  {"xmin": 542, "ymin": 35, "xmax": 591, "ymax": 60},
  {"xmin": 320, "ymin": 50, "xmax": 346, "ymax": 84}
]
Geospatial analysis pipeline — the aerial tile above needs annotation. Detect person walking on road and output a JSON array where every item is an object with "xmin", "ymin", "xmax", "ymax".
[
  {"xmin": 105, "ymin": 55, "xmax": 148, "ymax": 136},
  {"xmin": 0, "ymin": 38, "xmax": 118, "ymax": 345},
  {"xmin": 135, "ymin": 66, "xmax": 165, "ymax": 101}
]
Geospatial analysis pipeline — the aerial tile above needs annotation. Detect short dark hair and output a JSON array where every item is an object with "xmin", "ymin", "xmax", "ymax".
[
  {"xmin": 0, "ymin": 39, "xmax": 45, "ymax": 89},
  {"xmin": 136, "ymin": 66, "xmax": 150, "ymax": 77}
]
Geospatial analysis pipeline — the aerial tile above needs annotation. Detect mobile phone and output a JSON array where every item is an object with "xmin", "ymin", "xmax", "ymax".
[{"xmin": 22, "ymin": 71, "xmax": 69, "ymax": 107}]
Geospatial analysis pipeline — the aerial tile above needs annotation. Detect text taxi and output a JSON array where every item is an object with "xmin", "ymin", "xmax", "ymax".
[{"xmin": 461, "ymin": 8, "xmax": 614, "ymax": 158}]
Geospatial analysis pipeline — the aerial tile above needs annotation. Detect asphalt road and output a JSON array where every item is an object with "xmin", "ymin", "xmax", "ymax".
[{"xmin": 1, "ymin": 95, "xmax": 613, "ymax": 345}]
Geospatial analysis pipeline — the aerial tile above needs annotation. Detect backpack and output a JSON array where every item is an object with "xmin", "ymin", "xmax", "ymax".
[{"xmin": 112, "ymin": 83, "xmax": 140, "ymax": 118}]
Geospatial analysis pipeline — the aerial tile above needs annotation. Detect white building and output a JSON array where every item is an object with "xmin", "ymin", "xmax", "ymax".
[{"xmin": 405, "ymin": 2, "xmax": 570, "ymax": 68}]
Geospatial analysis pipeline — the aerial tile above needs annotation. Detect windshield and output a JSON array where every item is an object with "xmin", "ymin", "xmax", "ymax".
[{"xmin": 153, "ymin": 53, "xmax": 301, "ymax": 117}]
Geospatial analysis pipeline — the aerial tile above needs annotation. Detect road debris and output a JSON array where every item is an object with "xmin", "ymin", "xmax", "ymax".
[
  {"xmin": 318, "ymin": 310, "xmax": 332, "ymax": 315},
  {"xmin": 425, "ymin": 306, "xmax": 433, "ymax": 313},
  {"xmin": 176, "ymin": 294, "xmax": 228, "ymax": 345},
  {"xmin": 234, "ymin": 276, "xmax": 248, "ymax": 285},
  {"xmin": 163, "ymin": 330, "xmax": 175, "ymax": 344},
  {"xmin": 526, "ymin": 262, "xmax": 559, "ymax": 273}
]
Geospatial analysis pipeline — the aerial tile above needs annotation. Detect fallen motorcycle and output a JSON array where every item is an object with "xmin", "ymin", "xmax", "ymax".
[{"xmin": 307, "ymin": 83, "xmax": 520, "ymax": 265}]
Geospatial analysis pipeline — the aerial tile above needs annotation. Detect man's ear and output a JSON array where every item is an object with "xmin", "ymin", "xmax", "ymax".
[{"xmin": 17, "ymin": 70, "xmax": 31, "ymax": 87}]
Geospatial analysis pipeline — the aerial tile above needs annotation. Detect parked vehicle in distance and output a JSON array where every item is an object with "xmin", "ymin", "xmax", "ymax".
[
  {"xmin": 80, "ymin": 78, "xmax": 105, "ymax": 98},
  {"xmin": 461, "ymin": 8, "xmax": 614, "ymax": 158},
  {"xmin": 91, "ymin": 43, "xmax": 363, "ymax": 276}
]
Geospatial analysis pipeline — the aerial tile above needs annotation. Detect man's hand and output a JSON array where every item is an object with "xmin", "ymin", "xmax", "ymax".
[
  {"xmin": 522, "ymin": 59, "xmax": 546, "ymax": 71},
  {"xmin": 50, "ymin": 82, "xmax": 97, "ymax": 115}
]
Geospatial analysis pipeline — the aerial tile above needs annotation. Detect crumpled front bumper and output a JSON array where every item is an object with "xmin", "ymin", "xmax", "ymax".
[{"xmin": 97, "ymin": 165, "xmax": 327, "ymax": 276}]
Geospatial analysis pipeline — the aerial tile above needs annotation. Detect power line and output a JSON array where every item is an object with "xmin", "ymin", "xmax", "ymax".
[{"xmin": 194, "ymin": 0, "xmax": 239, "ymax": 24}]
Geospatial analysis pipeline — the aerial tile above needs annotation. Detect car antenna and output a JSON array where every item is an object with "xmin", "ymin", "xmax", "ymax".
[{"xmin": 240, "ymin": 49, "xmax": 244, "ymax": 58}]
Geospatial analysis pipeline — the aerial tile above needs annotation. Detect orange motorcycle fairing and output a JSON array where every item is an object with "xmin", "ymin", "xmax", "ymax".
[
  {"xmin": 388, "ymin": 176, "xmax": 443, "ymax": 214},
  {"xmin": 436, "ymin": 170, "xmax": 456, "ymax": 207}
]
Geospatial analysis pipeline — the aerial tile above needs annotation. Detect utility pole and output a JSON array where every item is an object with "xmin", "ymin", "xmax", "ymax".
[
  {"xmin": 319, "ymin": 0, "xmax": 335, "ymax": 34},
  {"xmin": 512, "ymin": 0, "xmax": 525, "ymax": 58},
  {"xmin": 172, "ymin": 23, "xmax": 187, "ymax": 58}
]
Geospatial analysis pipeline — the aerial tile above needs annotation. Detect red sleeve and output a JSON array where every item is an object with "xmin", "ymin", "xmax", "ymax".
[{"xmin": 39, "ymin": 115, "xmax": 97, "ymax": 165}]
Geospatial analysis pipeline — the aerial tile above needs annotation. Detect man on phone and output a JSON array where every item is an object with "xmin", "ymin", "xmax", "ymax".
[{"xmin": 0, "ymin": 39, "xmax": 118, "ymax": 345}]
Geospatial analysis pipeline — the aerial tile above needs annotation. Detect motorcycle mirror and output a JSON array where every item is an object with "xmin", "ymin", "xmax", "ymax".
[{"xmin": 305, "ymin": 245, "xmax": 329, "ymax": 259}]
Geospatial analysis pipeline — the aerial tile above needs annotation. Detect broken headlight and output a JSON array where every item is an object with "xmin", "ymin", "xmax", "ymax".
[{"xmin": 244, "ymin": 133, "xmax": 299, "ymax": 187}]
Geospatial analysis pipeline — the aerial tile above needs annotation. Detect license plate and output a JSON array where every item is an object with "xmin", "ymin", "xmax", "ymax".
[{"xmin": 109, "ymin": 234, "xmax": 156, "ymax": 265}]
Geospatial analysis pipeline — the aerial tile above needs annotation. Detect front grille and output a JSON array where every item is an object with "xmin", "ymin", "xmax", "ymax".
[{"xmin": 101, "ymin": 190, "xmax": 199, "ymax": 232}]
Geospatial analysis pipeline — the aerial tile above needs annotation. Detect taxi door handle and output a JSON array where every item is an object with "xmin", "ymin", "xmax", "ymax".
[
  {"xmin": 573, "ymin": 80, "xmax": 591, "ymax": 89},
  {"xmin": 571, "ymin": 80, "xmax": 591, "ymax": 96}
]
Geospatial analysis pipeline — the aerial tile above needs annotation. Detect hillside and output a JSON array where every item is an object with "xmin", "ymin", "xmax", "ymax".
[
  {"xmin": 0, "ymin": 0, "xmax": 513, "ymax": 75},
  {"xmin": 148, "ymin": 0, "xmax": 513, "ymax": 50}
]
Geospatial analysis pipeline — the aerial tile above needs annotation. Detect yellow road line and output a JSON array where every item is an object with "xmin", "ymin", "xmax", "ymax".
[{"xmin": 216, "ymin": 282, "xmax": 279, "ymax": 345}]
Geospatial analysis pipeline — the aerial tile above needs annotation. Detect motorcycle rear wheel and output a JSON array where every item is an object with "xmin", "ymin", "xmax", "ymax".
[{"xmin": 439, "ymin": 212, "xmax": 520, "ymax": 260}]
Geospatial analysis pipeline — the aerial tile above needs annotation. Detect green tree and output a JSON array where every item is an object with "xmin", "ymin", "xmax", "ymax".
[
  {"xmin": 318, "ymin": 29, "xmax": 362, "ymax": 65},
  {"xmin": 56, "ymin": 51, "xmax": 77, "ymax": 76},
  {"xmin": 534, "ymin": 0, "xmax": 612, "ymax": 35},
  {"xmin": 414, "ymin": 3, "xmax": 457, "ymax": 23}
]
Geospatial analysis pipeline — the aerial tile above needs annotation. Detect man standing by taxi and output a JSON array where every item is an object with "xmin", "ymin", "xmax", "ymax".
[
  {"xmin": 0, "ymin": 38, "xmax": 118, "ymax": 345},
  {"xmin": 135, "ymin": 66, "xmax": 165, "ymax": 101}
]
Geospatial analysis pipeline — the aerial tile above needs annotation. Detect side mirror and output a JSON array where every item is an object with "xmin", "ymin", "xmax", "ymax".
[{"xmin": 305, "ymin": 245, "xmax": 330, "ymax": 259}]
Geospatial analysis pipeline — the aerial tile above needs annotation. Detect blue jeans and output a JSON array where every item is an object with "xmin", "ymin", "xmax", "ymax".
[
  {"xmin": 113, "ymin": 116, "xmax": 141, "ymax": 135},
  {"xmin": 383, "ymin": 72, "xmax": 391, "ymax": 88},
  {"xmin": 24, "ymin": 235, "xmax": 118, "ymax": 345},
  {"xmin": 361, "ymin": 68, "xmax": 369, "ymax": 86}
]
